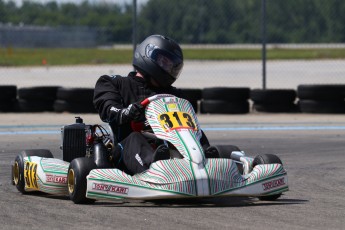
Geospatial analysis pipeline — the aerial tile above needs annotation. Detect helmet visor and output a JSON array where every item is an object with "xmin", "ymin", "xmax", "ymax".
[{"xmin": 146, "ymin": 44, "xmax": 183, "ymax": 79}]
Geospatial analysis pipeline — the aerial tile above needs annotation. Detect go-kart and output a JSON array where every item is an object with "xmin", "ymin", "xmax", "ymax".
[{"xmin": 11, "ymin": 94, "xmax": 288, "ymax": 204}]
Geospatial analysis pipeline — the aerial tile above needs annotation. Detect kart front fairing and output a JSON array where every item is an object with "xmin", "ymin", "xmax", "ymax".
[{"xmin": 85, "ymin": 95, "xmax": 288, "ymax": 200}]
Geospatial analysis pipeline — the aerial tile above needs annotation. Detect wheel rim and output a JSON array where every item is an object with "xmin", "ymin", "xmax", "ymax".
[
  {"xmin": 67, "ymin": 169, "xmax": 75, "ymax": 194},
  {"xmin": 13, "ymin": 162, "xmax": 20, "ymax": 185}
]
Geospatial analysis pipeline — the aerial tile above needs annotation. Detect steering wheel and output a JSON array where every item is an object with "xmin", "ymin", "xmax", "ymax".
[{"xmin": 131, "ymin": 94, "xmax": 175, "ymax": 137}]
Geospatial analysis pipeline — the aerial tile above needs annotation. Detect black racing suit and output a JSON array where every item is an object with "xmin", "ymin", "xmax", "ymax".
[{"xmin": 93, "ymin": 72, "xmax": 209, "ymax": 174}]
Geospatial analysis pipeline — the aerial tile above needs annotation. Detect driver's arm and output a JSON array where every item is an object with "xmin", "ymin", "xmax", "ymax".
[
  {"xmin": 93, "ymin": 75, "xmax": 126, "ymax": 125},
  {"xmin": 94, "ymin": 75, "xmax": 144, "ymax": 125}
]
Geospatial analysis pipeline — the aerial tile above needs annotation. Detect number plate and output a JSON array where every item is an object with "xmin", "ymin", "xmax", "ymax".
[{"xmin": 159, "ymin": 111, "xmax": 197, "ymax": 132}]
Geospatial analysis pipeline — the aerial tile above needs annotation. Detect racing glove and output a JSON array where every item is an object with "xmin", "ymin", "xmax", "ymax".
[{"xmin": 120, "ymin": 102, "xmax": 145, "ymax": 124}]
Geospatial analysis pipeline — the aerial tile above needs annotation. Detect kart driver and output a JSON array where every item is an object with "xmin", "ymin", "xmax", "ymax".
[{"xmin": 93, "ymin": 34, "xmax": 213, "ymax": 175}]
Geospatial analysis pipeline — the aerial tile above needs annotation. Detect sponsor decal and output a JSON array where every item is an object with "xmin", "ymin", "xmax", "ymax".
[
  {"xmin": 262, "ymin": 177, "xmax": 285, "ymax": 191},
  {"xmin": 46, "ymin": 174, "xmax": 67, "ymax": 184},
  {"xmin": 167, "ymin": 103, "xmax": 178, "ymax": 110},
  {"xmin": 165, "ymin": 98, "xmax": 177, "ymax": 104},
  {"xmin": 110, "ymin": 106, "xmax": 121, "ymax": 113},
  {"xmin": 92, "ymin": 183, "xmax": 129, "ymax": 195},
  {"xmin": 135, "ymin": 153, "xmax": 144, "ymax": 166}
]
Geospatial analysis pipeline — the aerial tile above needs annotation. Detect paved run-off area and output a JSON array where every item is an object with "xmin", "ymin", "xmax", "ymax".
[{"xmin": 1, "ymin": 60, "xmax": 345, "ymax": 89}]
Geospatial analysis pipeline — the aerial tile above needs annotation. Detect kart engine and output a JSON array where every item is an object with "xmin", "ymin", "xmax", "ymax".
[
  {"xmin": 61, "ymin": 117, "xmax": 87, "ymax": 162},
  {"xmin": 61, "ymin": 117, "xmax": 113, "ymax": 168}
]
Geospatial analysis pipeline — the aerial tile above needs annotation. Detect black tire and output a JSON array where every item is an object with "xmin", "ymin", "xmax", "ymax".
[
  {"xmin": 56, "ymin": 88, "xmax": 94, "ymax": 103},
  {"xmin": 200, "ymin": 100, "xmax": 249, "ymax": 114},
  {"xmin": 18, "ymin": 86, "xmax": 61, "ymax": 101},
  {"xmin": 202, "ymin": 87, "xmax": 250, "ymax": 101},
  {"xmin": 250, "ymin": 89, "xmax": 296, "ymax": 104},
  {"xmin": 68, "ymin": 157, "xmax": 97, "ymax": 204},
  {"xmin": 297, "ymin": 84, "xmax": 345, "ymax": 101},
  {"xmin": 0, "ymin": 85, "xmax": 17, "ymax": 102},
  {"xmin": 212, "ymin": 145, "xmax": 241, "ymax": 159},
  {"xmin": 0, "ymin": 99, "xmax": 17, "ymax": 112},
  {"xmin": 180, "ymin": 88, "xmax": 202, "ymax": 102},
  {"xmin": 299, "ymin": 100, "xmax": 345, "ymax": 113},
  {"xmin": 13, "ymin": 149, "xmax": 53, "ymax": 194},
  {"xmin": 17, "ymin": 99, "xmax": 55, "ymax": 112},
  {"xmin": 0, "ymin": 86, "xmax": 18, "ymax": 112},
  {"xmin": 54, "ymin": 100, "xmax": 97, "ymax": 113},
  {"xmin": 252, "ymin": 154, "xmax": 283, "ymax": 201},
  {"xmin": 253, "ymin": 103, "xmax": 300, "ymax": 113},
  {"xmin": 180, "ymin": 88, "xmax": 202, "ymax": 113}
]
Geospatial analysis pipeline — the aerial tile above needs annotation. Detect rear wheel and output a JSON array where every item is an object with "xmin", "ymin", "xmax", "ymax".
[
  {"xmin": 252, "ymin": 154, "xmax": 283, "ymax": 201},
  {"xmin": 68, "ymin": 157, "xmax": 97, "ymax": 204},
  {"xmin": 12, "ymin": 149, "xmax": 53, "ymax": 194}
]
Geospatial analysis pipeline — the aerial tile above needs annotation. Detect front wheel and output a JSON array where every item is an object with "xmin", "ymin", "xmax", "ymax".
[
  {"xmin": 12, "ymin": 149, "xmax": 54, "ymax": 194},
  {"xmin": 211, "ymin": 145, "xmax": 241, "ymax": 159},
  {"xmin": 67, "ymin": 157, "xmax": 97, "ymax": 204},
  {"xmin": 252, "ymin": 154, "xmax": 283, "ymax": 201}
]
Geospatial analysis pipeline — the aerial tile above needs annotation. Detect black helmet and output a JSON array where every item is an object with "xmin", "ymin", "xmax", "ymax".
[{"xmin": 133, "ymin": 35, "xmax": 184, "ymax": 87}]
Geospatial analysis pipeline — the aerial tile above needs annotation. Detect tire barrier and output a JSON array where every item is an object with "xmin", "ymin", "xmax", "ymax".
[
  {"xmin": 298, "ymin": 99, "xmax": 345, "ymax": 113},
  {"xmin": 180, "ymin": 88, "xmax": 202, "ymax": 113},
  {"xmin": 17, "ymin": 86, "xmax": 61, "ymax": 112},
  {"xmin": 55, "ymin": 88, "xmax": 97, "ymax": 113},
  {"xmin": 297, "ymin": 84, "xmax": 345, "ymax": 114},
  {"xmin": 0, "ymin": 85, "xmax": 17, "ymax": 112},
  {"xmin": 251, "ymin": 89, "xmax": 299, "ymax": 113},
  {"xmin": 2, "ymin": 84, "xmax": 345, "ymax": 114},
  {"xmin": 54, "ymin": 100, "xmax": 96, "ymax": 113},
  {"xmin": 201, "ymin": 87, "xmax": 250, "ymax": 114},
  {"xmin": 201, "ymin": 100, "xmax": 250, "ymax": 114}
]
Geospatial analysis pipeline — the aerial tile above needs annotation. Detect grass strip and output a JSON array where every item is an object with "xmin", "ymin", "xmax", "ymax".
[{"xmin": 1, "ymin": 47, "xmax": 345, "ymax": 66}]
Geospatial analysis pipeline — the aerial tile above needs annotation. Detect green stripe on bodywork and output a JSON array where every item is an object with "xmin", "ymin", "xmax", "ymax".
[
  {"xmin": 88, "ymin": 177, "xmax": 194, "ymax": 196},
  {"xmin": 174, "ymin": 130, "xmax": 198, "ymax": 195},
  {"xmin": 188, "ymin": 129, "xmax": 210, "ymax": 195},
  {"xmin": 188, "ymin": 129, "xmax": 205, "ymax": 159},
  {"xmin": 41, "ymin": 170, "xmax": 67, "ymax": 175},
  {"xmin": 214, "ymin": 173, "xmax": 287, "ymax": 195},
  {"xmin": 203, "ymin": 162, "xmax": 211, "ymax": 196},
  {"xmin": 175, "ymin": 130, "xmax": 192, "ymax": 160},
  {"xmin": 176, "ymin": 98, "xmax": 182, "ymax": 111},
  {"xmin": 39, "ymin": 158, "xmax": 68, "ymax": 174},
  {"xmin": 163, "ymin": 98, "xmax": 169, "ymax": 112}
]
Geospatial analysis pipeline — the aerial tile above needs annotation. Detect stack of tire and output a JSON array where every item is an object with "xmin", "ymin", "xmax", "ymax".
[
  {"xmin": 251, "ymin": 89, "xmax": 299, "ymax": 113},
  {"xmin": 297, "ymin": 84, "xmax": 345, "ymax": 113},
  {"xmin": 200, "ymin": 87, "xmax": 250, "ymax": 114},
  {"xmin": 0, "ymin": 85, "xmax": 17, "ymax": 112},
  {"xmin": 180, "ymin": 88, "xmax": 202, "ymax": 113},
  {"xmin": 17, "ymin": 86, "xmax": 61, "ymax": 112},
  {"xmin": 54, "ymin": 87, "xmax": 97, "ymax": 113}
]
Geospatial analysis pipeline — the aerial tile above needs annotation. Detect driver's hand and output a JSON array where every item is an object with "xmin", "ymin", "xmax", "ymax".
[{"xmin": 121, "ymin": 102, "xmax": 145, "ymax": 122}]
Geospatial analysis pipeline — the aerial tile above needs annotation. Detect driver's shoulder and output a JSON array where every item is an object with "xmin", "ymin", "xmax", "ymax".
[{"xmin": 104, "ymin": 74, "xmax": 128, "ymax": 80}]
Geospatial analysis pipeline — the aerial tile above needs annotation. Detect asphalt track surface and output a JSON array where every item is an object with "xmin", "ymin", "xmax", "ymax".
[{"xmin": 1, "ymin": 113, "xmax": 345, "ymax": 230}]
